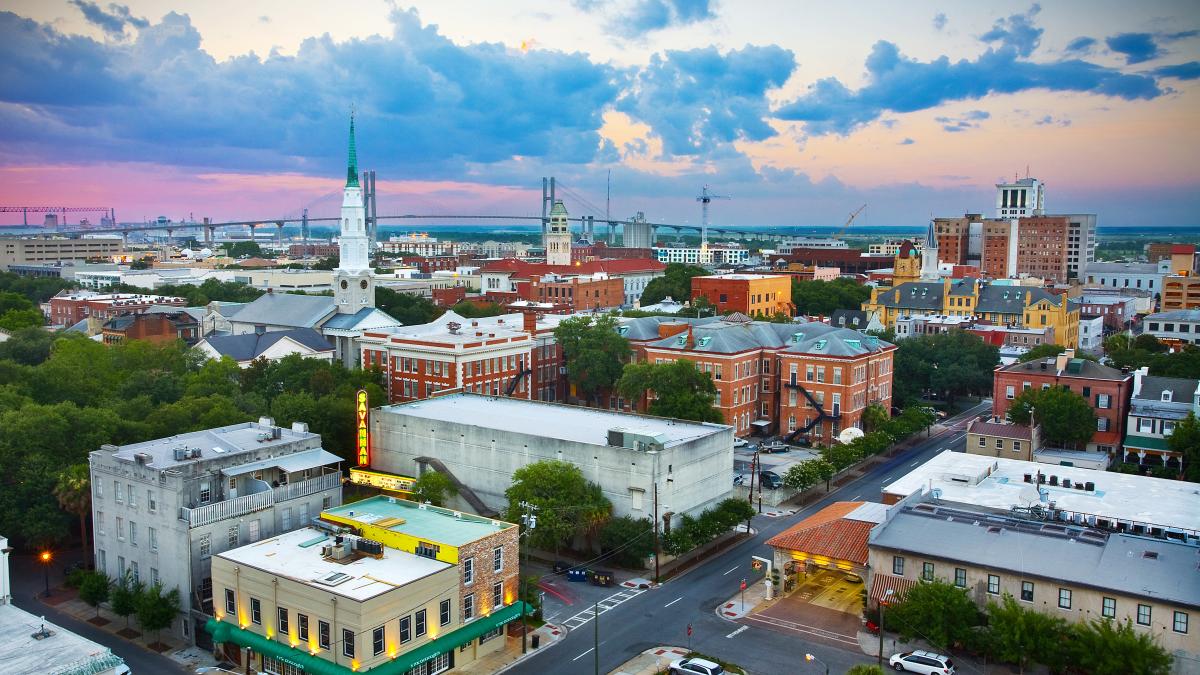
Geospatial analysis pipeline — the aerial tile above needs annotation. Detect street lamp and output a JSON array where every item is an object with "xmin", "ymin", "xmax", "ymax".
[
  {"xmin": 878, "ymin": 588, "xmax": 895, "ymax": 668},
  {"xmin": 39, "ymin": 551, "xmax": 52, "ymax": 598},
  {"xmin": 804, "ymin": 653, "xmax": 828, "ymax": 675}
]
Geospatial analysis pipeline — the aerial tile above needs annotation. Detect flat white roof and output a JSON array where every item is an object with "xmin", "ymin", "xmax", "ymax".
[
  {"xmin": 697, "ymin": 273, "xmax": 784, "ymax": 280},
  {"xmin": 380, "ymin": 393, "xmax": 730, "ymax": 448},
  {"xmin": 883, "ymin": 451, "xmax": 1199, "ymax": 532},
  {"xmin": 0, "ymin": 603, "xmax": 124, "ymax": 675},
  {"xmin": 216, "ymin": 527, "xmax": 451, "ymax": 602}
]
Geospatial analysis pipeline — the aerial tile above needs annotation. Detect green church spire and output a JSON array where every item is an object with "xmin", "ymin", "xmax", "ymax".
[{"xmin": 345, "ymin": 109, "xmax": 360, "ymax": 188}]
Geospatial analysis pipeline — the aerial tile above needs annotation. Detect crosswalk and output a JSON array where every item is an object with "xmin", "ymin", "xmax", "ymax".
[{"xmin": 559, "ymin": 587, "xmax": 647, "ymax": 631}]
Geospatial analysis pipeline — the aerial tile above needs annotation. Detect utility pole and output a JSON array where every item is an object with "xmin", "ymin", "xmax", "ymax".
[
  {"xmin": 520, "ymin": 501, "xmax": 539, "ymax": 654},
  {"xmin": 606, "ymin": 169, "xmax": 612, "ymax": 245},
  {"xmin": 652, "ymin": 480, "xmax": 660, "ymax": 582},
  {"xmin": 593, "ymin": 599, "xmax": 599, "ymax": 675},
  {"xmin": 878, "ymin": 589, "xmax": 894, "ymax": 668}
]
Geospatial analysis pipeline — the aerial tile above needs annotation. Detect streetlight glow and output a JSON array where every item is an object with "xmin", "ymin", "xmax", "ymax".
[{"xmin": 39, "ymin": 551, "xmax": 51, "ymax": 563}]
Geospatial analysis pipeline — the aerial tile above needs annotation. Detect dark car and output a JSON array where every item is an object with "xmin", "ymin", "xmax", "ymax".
[{"xmin": 759, "ymin": 470, "xmax": 783, "ymax": 489}]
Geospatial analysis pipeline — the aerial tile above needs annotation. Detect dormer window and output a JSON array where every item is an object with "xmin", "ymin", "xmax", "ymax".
[{"xmin": 1162, "ymin": 391, "xmax": 1172, "ymax": 402}]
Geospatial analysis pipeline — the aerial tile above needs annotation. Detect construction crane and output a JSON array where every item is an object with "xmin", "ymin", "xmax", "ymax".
[
  {"xmin": 1, "ymin": 206, "xmax": 113, "ymax": 227},
  {"xmin": 696, "ymin": 185, "xmax": 730, "ymax": 249},
  {"xmin": 836, "ymin": 203, "xmax": 866, "ymax": 238}
]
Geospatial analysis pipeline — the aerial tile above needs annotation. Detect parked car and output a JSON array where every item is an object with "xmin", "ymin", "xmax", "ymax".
[
  {"xmin": 761, "ymin": 440, "xmax": 789, "ymax": 453},
  {"xmin": 889, "ymin": 650, "xmax": 955, "ymax": 674},
  {"xmin": 669, "ymin": 657, "xmax": 725, "ymax": 675},
  {"xmin": 759, "ymin": 470, "xmax": 783, "ymax": 489},
  {"xmin": 733, "ymin": 437, "xmax": 749, "ymax": 448},
  {"xmin": 843, "ymin": 571, "xmax": 863, "ymax": 584}
]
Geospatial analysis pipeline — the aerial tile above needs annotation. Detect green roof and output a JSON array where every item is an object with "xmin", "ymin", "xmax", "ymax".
[
  {"xmin": 345, "ymin": 111, "xmax": 359, "ymax": 188},
  {"xmin": 323, "ymin": 495, "xmax": 515, "ymax": 546},
  {"xmin": 1122, "ymin": 434, "xmax": 1172, "ymax": 452},
  {"xmin": 206, "ymin": 602, "xmax": 530, "ymax": 675}
]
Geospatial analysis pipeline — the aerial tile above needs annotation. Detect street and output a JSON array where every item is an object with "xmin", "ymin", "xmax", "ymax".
[{"xmin": 511, "ymin": 401, "xmax": 989, "ymax": 675}]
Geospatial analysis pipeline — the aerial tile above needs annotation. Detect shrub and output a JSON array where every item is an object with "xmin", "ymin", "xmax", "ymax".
[{"xmin": 597, "ymin": 516, "xmax": 654, "ymax": 569}]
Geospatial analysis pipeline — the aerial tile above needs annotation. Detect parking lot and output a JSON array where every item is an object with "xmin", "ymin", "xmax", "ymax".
[{"xmin": 733, "ymin": 442, "xmax": 820, "ymax": 486}]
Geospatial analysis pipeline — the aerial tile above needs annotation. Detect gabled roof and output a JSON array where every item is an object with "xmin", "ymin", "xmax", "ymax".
[
  {"xmin": 967, "ymin": 419, "xmax": 1033, "ymax": 440},
  {"xmin": 322, "ymin": 307, "xmax": 400, "ymax": 331},
  {"xmin": 766, "ymin": 501, "xmax": 875, "ymax": 565},
  {"xmin": 232, "ymin": 293, "xmax": 336, "ymax": 329},
  {"xmin": 831, "ymin": 309, "xmax": 869, "ymax": 328},
  {"xmin": 872, "ymin": 282, "xmax": 945, "ymax": 310},
  {"xmin": 1134, "ymin": 375, "xmax": 1199, "ymax": 404},
  {"xmin": 1146, "ymin": 309, "xmax": 1200, "ymax": 322},
  {"xmin": 976, "ymin": 284, "xmax": 1062, "ymax": 314},
  {"xmin": 998, "ymin": 355, "xmax": 1127, "ymax": 380},
  {"xmin": 639, "ymin": 317, "xmax": 892, "ymax": 357},
  {"xmin": 200, "ymin": 328, "xmax": 333, "ymax": 362}
]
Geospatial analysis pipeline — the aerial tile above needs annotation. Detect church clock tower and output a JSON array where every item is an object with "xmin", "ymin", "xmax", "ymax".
[{"xmin": 335, "ymin": 112, "xmax": 374, "ymax": 314}]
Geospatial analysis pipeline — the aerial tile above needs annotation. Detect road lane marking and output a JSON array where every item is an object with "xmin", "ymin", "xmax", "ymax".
[
  {"xmin": 664, "ymin": 597, "xmax": 683, "ymax": 608},
  {"xmin": 723, "ymin": 566, "xmax": 738, "ymax": 575},
  {"xmin": 910, "ymin": 461, "xmax": 920, "ymax": 467},
  {"xmin": 850, "ymin": 494, "xmax": 860, "ymax": 500},
  {"xmin": 572, "ymin": 648, "xmax": 594, "ymax": 661},
  {"xmin": 726, "ymin": 626, "xmax": 748, "ymax": 638}
]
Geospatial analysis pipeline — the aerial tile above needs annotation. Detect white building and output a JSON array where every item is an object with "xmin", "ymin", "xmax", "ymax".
[
  {"xmin": 624, "ymin": 212, "xmax": 653, "ymax": 249},
  {"xmin": 1084, "ymin": 260, "xmax": 1169, "ymax": 294},
  {"xmin": 995, "ymin": 176, "xmax": 1045, "ymax": 218},
  {"xmin": 777, "ymin": 237, "xmax": 848, "ymax": 253},
  {"xmin": 544, "ymin": 200, "xmax": 572, "ymax": 266},
  {"xmin": 368, "ymin": 394, "xmax": 734, "ymax": 526},
  {"xmin": 1144, "ymin": 309, "xmax": 1200, "ymax": 346},
  {"xmin": 1078, "ymin": 313, "xmax": 1104, "ymax": 352},
  {"xmin": 380, "ymin": 233, "xmax": 456, "ymax": 256},
  {"xmin": 868, "ymin": 239, "xmax": 924, "ymax": 256},
  {"xmin": 1065, "ymin": 214, "xmax": 1098, "ymax": 280},
  {"xmin": 88, "ymin": 418, "xmax": 343, "ymax": 643},
  {"xmin": 1123, "ymin": 367, "xmax": 1200, "ymax": 467},
  {"xmin": 654, "ymin": 243, "xmax": 749, "ymax": 266}
]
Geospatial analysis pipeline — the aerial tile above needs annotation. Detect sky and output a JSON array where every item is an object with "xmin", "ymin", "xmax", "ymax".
[{"xmin": 1, "ymin": 0, "xmax": 1198, "ymax": 228}]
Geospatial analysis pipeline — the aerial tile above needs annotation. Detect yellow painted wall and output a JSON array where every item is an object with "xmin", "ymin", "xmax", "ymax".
[{"xmin": 320, "ymin": 514, "xmax": 461, "ymax": 565}]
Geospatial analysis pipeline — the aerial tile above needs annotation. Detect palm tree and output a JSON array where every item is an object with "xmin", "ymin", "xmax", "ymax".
[{"xmin": 53, "ymin": 464, "xmax": 92, "ymax": 567}]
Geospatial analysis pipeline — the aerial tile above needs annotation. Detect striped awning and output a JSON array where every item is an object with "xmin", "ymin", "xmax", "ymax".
[{"xmin": 869, "ymin": 573, "xmax": 916, "ymax": 605}]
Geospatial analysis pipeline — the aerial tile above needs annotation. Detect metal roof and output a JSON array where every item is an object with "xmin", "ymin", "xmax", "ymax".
[
  {"xmin": 200, "ymin": 328, "xmax": 333, "ymax": 361},
  {"xmin": 232, "ymin": 292, "xmax": 336, "ymax": 328}
]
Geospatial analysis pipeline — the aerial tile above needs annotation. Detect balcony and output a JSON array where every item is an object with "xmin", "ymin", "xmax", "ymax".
[{"xmin": 179, "ymin": 473, "xmax": 343, "ymax": 527}]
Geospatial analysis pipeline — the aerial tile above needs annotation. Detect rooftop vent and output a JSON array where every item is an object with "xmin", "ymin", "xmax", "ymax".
[
  {"xmin": 1142, "ymin": 551, "xmax": 1159, "ymax": 560},
  {"xmin": 987, "ymin": 526, "xmax": 1003, "ymax": 534}
]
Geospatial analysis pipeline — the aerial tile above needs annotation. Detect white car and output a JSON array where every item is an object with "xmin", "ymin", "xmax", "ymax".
[
  {"xmin": 669, "ymin": 657, "xmax": 725, "ymax": 675},
  {"xmin": 889, "ymin": 650, "xmax": 955, "ymax": 674},
  {"xmin": 733, "ymin": 438, "xmax": 749, "ymax": 448}
]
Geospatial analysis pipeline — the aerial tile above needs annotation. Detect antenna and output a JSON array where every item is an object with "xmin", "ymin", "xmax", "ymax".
[
  {"xmin": 695, "ymin": 185, "xmax": 730, "ymax": 259},
  {"xmin": 606, "ymin": 170, "xmax": 612, "ymax": 245}
]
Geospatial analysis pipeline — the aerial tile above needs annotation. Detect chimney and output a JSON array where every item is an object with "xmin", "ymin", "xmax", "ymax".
[
  {"xmin": 523, "ymin": 311, "xmax": 537, "ymax": 333},
  {"xmin": 1132, "ymin": 366, "xmax": 1148, "ymax": 397},
  {"xmin": 686, "ymin": 328, "xmax": 696, "ymax": 349},
  {"xmin": 1055, "ymin": 350, "xmax": 1072, "ymax": 373}
]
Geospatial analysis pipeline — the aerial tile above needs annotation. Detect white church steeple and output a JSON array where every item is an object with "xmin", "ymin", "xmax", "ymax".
[
  {"xmin": 920, "ymin": 219, "xmax": 940, "ymax": 280},
  {"xmin": 334, "ymin": 111, "xmax": 374, "ymax": 314}
]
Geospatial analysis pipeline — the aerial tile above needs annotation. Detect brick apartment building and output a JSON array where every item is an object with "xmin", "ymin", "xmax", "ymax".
[
  {"xmin": 360, "ymin": 310, "xmax": 571, "ymax": 404},
  {"xmin": 992, "ymin": 349, "xmax": 1132, "ymax": 455},
  {"xmin": 286, "ymin": 243, "xmax": 339, "ymax": 258},
  {"xmin": 400, "ymin": 253, "xmax": 476, "ymax": 274},
  {"xmin": 692, "ymin": 274, "xmax": 794, "ymax": 317},
  {"xmin": 480, "ymin": 258, "xmax": 665, "ymax": 308},
  {"xmin": 48, "ymin": 291, "xmax": 187, "ymax": 327},
  {"xmin": 768, "ymin": 248, "xmax": 893, "ymax": 275},
  {"xmin": 932, "ymin": 214, "xmax": 1072, "ymax": 282},
  {"xmin": 101, "ymin": 310, "xmax": 200, "ymax": 345},
  {"xmin": 1162, "ymin": 274, "xmax": 1200, "ymax": 310},
  {"xmin": 623, "ymin": 314, "xmax": 894, "ymax": 439},
  {"xmin": 528, "ymin": 273, "xmax": 625, "ymax": 312}
]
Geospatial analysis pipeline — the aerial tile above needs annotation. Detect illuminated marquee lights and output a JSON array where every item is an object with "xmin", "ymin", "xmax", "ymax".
[{"xmin": 356, "ymin": 389, "xmax": 370, "ymax": 466}]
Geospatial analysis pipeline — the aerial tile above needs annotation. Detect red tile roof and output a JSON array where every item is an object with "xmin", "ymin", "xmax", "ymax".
[
  {"xmin": 869, "ymin": 574, "xmax": 917, "ymax": 604},
  {"xmin": 967, "ymin": 419, "xmax": 1033, "ymax": 440},
  {"xmin": 1170, "ymin": 244, "xmax": 1196, "ymax": 255},
  {"xmin": 765, "ymin": 502, "xmax": 874, "ymax": 565},
  {"xmin": 481, "ymin": 259, "xmax": 665, "ymax": 277}
]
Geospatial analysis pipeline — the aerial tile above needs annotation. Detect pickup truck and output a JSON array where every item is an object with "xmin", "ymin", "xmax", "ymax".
[{"xmin": 761, "ymin": 440, "xmax": 789, "ymax": 453}]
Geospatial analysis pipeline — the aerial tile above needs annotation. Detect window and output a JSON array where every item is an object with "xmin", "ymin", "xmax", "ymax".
[
  {"xmin": 151, "ymin": 567, "xmax": 159, "ymax": 586},
  {"xmin": 1013, "ymin": 441, "xmax": 1022, "ymax": 452},
  {"xmin": 494, "ymin": 546, "xmax": 504, "ymax": 573},
  {"xmin": 342, "ymin": 629, "xmax": 355, "ymax": 658},
  {"xmin": 1097, "ymin": 394, "xmax": 1110, "ymax": 409},
  {"xmin": 248, "ymin": 597, "xmax": 261, "ymax": 625},
  {"xmin": 987, "ymin": 575, "xmax": 1000, "ymax": 595},
  {"xmin": 130, "ymin": 562, "xmax": 139, "ymax": 583},
  {"xmin": 995, "ymin": 438, "xmax": 1004, "ymax": 449},
  {"xmin": 1097, "ymin": 417, "xmax": 1109, "ymax": 432},
  {"xmin": 298, "ymin": 614, "xmax": 309, "ymax": 641},
  {"xmin": 479, "ymin": 626, "xmax": 504, "ymax": 644},
  {"xmin": 281, "ymin": 507, "xmax": 291, "ymax": 531},
  {"xmin": 978, "ymin": 436, "xmax": 986, "ymax": 447},
  {"xmin": 416, "ymin": 609, "xmax": 427, "ymax": 637},
  {"xmin": 464, "ymin": 594, "xmax": 475, "ymax": 621},
  {"xmin": 228, "ymin": 525, "xmax": 239, "ymax": 549},
  {"xmin": 440, "ymin": 599, "xmax": 452, "ymax": 626},
  {"xmin": 118, "ymin": 556, "xmax": 125, "ymax": 577},
  {"xmin": 463, "ymin": 557, "xmax": 474, "ymax": 585},
  {"xmin": 147, "ymin": 490, "xmax": 156, "ymax": 513},
  {"xmin": 1005, "ymin": 385, "xmax": 1015, "ymax": 400},
  {"xmin": 1137, "ymin": 604, "xmax": 1151, "ymax": 626},
  {"xmin": 1102, "ymin": 597, "xmax": 1116, "ymax": 618},
  {"xmin": 954, "ymin": 568, "xmax": 966, "ymax": 588},
  {"xmin": 114, "ymin": 481, "xmax": 123, "ymax": 503},
  {"xmin": 892, "ymin": 556, "xmax": 904, "ymax": 575},
  {"xmin": 1058, "ymin": 588, "xmax": 1072, "ymax": 609},
  {"xmin": 1174, "ymin": 611, "xmax": 1189, "ymax": 634},
  {"xmin": 225, "ymin": 589, "xmax": 236, "ymax": 615},
  {"xmin": 116, "ymin": 516, "xmax": 124, "ymax": 541},
  {"xmin": 373, "ymin": 626, "xmax": 385, "ymax": 656},
  {"xmin": 95, "ymin": 480, "xmax": 103, "ymax": 499},
  {"xmin": 199, "ymin": 534, "xmax": 211, "ymax": 558},
  {"xmin": 127, "ymin": 484, "xmax": 136, "ymax": 507},
  {"xmin": 149, "ymin": 526, "xmax": 157, "ymax": 551},
  {"xmin": 97, "ymin": 511, "xmax": 105, "ymax": 536},
  {"xmin": 1021, "ymin": 581, "xmax": 1034, "ymax": 602},
  {"xmin": 278, "ymin": 607, "xmax": 289, "ymax": 634},
  {"xmin": 493, "ymin": 581, "xmax": 503, "ymax": 609},
  {"xmin": 199, "ymin": 481, "xmax": 211, "ymax": 504},
  {"xmin": 400, "ymin": 616, "xmax": 412, "ymax": 644},
  {"xmin": 922, "ymin": 562, "xmax": 934, "ymax": 582}
]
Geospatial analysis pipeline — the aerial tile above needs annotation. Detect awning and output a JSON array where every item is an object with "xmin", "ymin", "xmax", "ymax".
[
  {"xmin": 1122, "ymin": 434, "xmax": 1172, "ymax": 452},
  {"xmin": 751, "ymin": 420, "xmax": 772, "ymax": 427},
  {"xmin": 206, "ymin": 601, "xmax": 531, "ymax": 675},
  {"xmin": 221, "ymin": 448, "xmax": 342, "ymax": 477},
  {"xmin": 869, "ymin": 573, "xmax": 917, "ymax": 605}
]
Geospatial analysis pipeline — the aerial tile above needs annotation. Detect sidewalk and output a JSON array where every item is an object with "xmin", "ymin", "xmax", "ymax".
[
  {"xmin": 714, "ymin": 575, "xmax": 772, "ymax": 620},
  {"xmin": 609, "ymin": 646, "xmax": 691, "ymax": 675},
  {"xmin": 470, "ymin": 622, "xmax": 565, "ymax": 675}
]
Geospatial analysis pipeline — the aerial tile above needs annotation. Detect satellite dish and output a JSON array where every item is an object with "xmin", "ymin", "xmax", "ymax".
[
  {"xmin": 838, "ymin": 427, "xmax": 864, "ymax": 444},
  {"xmin": 1018, "ymin": 486, "xmax": 1042, "ymax": 506}
]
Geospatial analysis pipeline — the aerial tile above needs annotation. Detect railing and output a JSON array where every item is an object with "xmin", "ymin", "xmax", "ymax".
[
  {"xmin": 273, "ymin": 472, "xmax": 342, "ymax": 503},
  {"xmin": 180, "ymin": 491, "xmax": 273, "ymax": 527}
]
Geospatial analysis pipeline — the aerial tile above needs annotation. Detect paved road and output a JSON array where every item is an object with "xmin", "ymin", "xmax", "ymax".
[
  {"xmin": 8, "ymin": 551, "xmax": 190, "ymax": 675},
  {"xmin": 511, "ymin": 401, "xmax": 990, "ymax": 675}
]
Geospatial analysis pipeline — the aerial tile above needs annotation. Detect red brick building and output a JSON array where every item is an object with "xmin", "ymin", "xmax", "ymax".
[
  {"xmin": 528, "ymin": 273, "xmax": 625, "ymax": 312},
  {"xmin": 48, "ymin": 290, "xmax": 187, "ymax": 327},
  {"xmin": 768, "ymin": 249, "xmax": 893, "ymax": 275},
  {"xmin": 692, "ymin": 274, "xmax": 794, "ymax": 317},
  {"xmin": 400, "ymin": 253, "xmax": 475, "ymax": 274},
  {"xmin": 480, "ymin": 258, "xmax": 666, "ymax": 308},
  {"xmin": 1014, "ymin": 215, "xmax": 1070, "ymax": 282},
  {"xmin": 101, "ymin": 310, "xmax": 199, "ymax": 345},
  {"xmin": 992, "ymin": 349, "xmax": 1132, "ymax": 455},
  {"xmin": 287, "ymin": 243, "xmax": 339, "ymax": 258}
]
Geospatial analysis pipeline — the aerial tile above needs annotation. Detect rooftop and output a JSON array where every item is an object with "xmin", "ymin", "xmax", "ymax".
[
  {"xmin": 882, "ymin": 451, "xmax": 1199, "ymax": 533},
  {"xmin": 322, "ymin": 495, "xmax": 516, "ymax": 546},
  {"xmin": 378, "ymin": 393, "xmax": 729, "ymax": 449},
  {"xmin": 765, "ymin": 501, "xmax": 883, "ymax": 565},
  {"xmin": 967, "ymin": 419, "xmax": 1034, "ymax": 441},
  {"xmin": 0, "ymin": 602, "xmax": 125, "ymax": 675},
  {"xmin": 998, "ymin": 355, "xmax": 1127, "ymax": 380},
  {"xmin": 1146, "ymin": 309, "xmax": 1200, "ymax": 322},
  {"xmin": 215, "ymin": 527, "xmax": 451, "ymax": 602},
  {"xmin": 105, "ymin": 419, "xmax": 324, "ymax": 469},
  {"xmin": 694, "ymin": 273, "xmax": 785, "ymax": 281},
  {"xmin": 364, "ymin": 310, "xmax": 572, "ymax": 344},
  {"xmin": 231, "ymin": 292, "xmax": 335, "ymax": 329},
  {"xmin": 870, "ymin": 502, "xmax": 1200, "ymax": 608}
]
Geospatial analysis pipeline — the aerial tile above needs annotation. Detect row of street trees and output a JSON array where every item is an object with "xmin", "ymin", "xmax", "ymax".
[
  {"xmin": 783, "ymin": 406, "xmax": 935, "ymax": 491},
  {"xmin": 76, "ymin": 570, "xmax": 180, "ymax": 645}
]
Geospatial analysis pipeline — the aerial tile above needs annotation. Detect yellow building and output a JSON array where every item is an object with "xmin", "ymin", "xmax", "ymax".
[
  {"xmin": 890, "ymin": 241, "xmax": 922, "ymax": 285},
  {"xmin": 863, "ymin": 278, "xmax": 1079, "ymax": 347}
]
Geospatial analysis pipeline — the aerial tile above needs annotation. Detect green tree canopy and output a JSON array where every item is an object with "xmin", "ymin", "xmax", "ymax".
[
  {"xmin": 1007, "ymin": 386, "xmax": 1097, "ymax": 448},
  {"xmin": 503, "ymin": 461, "xmax": 611, "ymax": 553},
  {"xmin": 110, "ymin": 573, "xmax": 141, "ymax": 629},
  {"xmin": 884, "ymin": 580, "xmax": 982, "ymax": 650},
  {"xmin": 136, "ymin": 583, "xmax": 181, "ymax": 644},
  {"xmin": 893, "ymin": 330, "xmax": 999, "ymax": 406},
  {"xmin": 0, "ymin": 327, "xmax": 55, "ymax": 365},
  {"xmin": 375, "ymin": 286, "xmax": 441, "ymax": 325},
  {"xmin": 791, "ymin": 278, "xmax": 871, "ymax": 316},
  {"xmin": 1167, "ymin": 411, "xmax": 1200, "ymax": 482},
  {"xmin": 412, "ymin": 471, "xmax": 455, "ymax": 507},
  {"xmin": 225, "ymin": 241, "xmax": 264, "ymax": 258},
  {"xmin": 616, "ymin": 360, "xmax": 722, "ymax": 423},
  {"xmin": 1069, "ymin": 618, "xmax": 1172, "ymax": 675},
  {"xmin": 53, "ymin": 464, "xmax": 92, "ymax": 566},
  {"xmin": 0, "ymin": 271, "xmax": 76, "ymax": 304},
  {"xmin": 554, "ymin": 314, "xmax": 630, "ymax": 404},
  {"xmin": 450, "ymin": 301, "xmax": 504, "ymax": 318},
  {"xmin": 639, "ymin": 263, "xmax": 709, "ymax": 307},
  {"xmin": 598, "ymin": 516, "xmax": 655, "ymax": 569},
  {"xmin": 78, "ymin": 571, "xmax": 111, "ymax": 618},
  {"xmin": 986, "ymin": 594, "xmax": 1069, "ymax": 673}
]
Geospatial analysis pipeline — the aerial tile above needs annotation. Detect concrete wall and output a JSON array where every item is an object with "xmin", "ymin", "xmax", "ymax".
[{"xmin": 370, "ymin": 409, "xmax": 734, "ymax": 526}]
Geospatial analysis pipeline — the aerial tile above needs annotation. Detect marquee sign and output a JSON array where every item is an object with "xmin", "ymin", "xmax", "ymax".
[
  {"xmin": 349, "ymin": 468, "xmax": 416, "ymax": 494},
  {"xmin": 356, "ymin": 389, "xmax": 370, "ymax": 466}
]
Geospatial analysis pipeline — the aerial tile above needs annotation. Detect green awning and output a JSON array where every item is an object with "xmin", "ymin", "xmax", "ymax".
[
  {"xmin": 1123, "ymin": 434, "xmax": 1172, "ymax": 452},
  {"xmin": 206, "ymin": 601, "xmax": 531, "ymax": 675}
]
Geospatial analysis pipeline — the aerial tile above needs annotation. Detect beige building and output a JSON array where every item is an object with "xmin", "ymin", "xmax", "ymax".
[
  {"xmin": 0, "ymin": 236, "xmax": 123, "ymax": 270},
  {"xmin": 208, "ymin": 496, "xmax": 523, "ymax": 675},
  {"xmin": 965, "ymin": 419, "xmax": 1039, "ymax": 461}
]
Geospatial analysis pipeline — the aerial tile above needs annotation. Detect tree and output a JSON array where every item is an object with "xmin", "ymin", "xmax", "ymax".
[
  {"xmin": 1018, "ymin": 344, "xmax": 1065, "ymax": 362},
  {"xmin": 791, "ymin": 278, "xmax": 871, "ymax": 316},
  {"xmin": 892, "ymin": 331, "xmax": 998, "ymax": 406},
  {"xmin": 450, "ymin": 301, "xmax": 503, "ymax": 318},
  {"xmin": 53, "ymin": 464, "xmax": 92, "ymax": 567},
  {"xmin": 554, "ymin": 314, "xmax": 630, "ymax": 405},
  {"xmin": 986, "ymin": 594, "xmax": 1068, "ymax": 673},
  {"xmin": 225, "ymin": 241, "xmax": 263, "ymax": 258},
  {"xmin": 862, "ymin": 404, "xmax": 890, "ymax": 433},
  {"xmin": 639, "ymin": 264, "xmax": 708, "ymax": 307},
  {"xmin": 503, "ymin": 461, "xmax": 612, "ymax": 553},
  {"xmin": 1069, "ymin": 618, "xmax": 1172, "ymax": 675},
  {"xmin": 1007, "ymin": 387, "xmax": 1097, "ymax": 448},
  {"xmin": 1167, "ymin": 412, "xmax": 1200, "ymax": 482},
  {"xmin": 810, "ymin": 458, "xmax": 837, "ymax": 490},
  {"xmin": 782, "ymin": 461, "xmax": 821, "ymax": 492},
  {"xmin": 110, "ymin": 573, "xmax": 141, "ymax": 630},
  {"xmin": 412, "ymin": 471, "xmax": 454, "ymax": 507},
  {"xmin": 597, "ymin": 516, "xmax": 655, "ymax": 569},
  {"xmin": 616, "ymin": 360, "xmax": 723, "ymax": 423},
  {"xmin": 821, "ymin": 443, "xmax": 862, "ymax": 471},
  {"xmin": 0, "ymin": 327, "xmax": 56, "ymax": 365},
  {"xmin": 375, "ymin": 286, "xmax": 441, "ymax": 325},
  {"xmin": 846, "ymin": 667, "xmax": 884, "ymax": 675},
  {"xmin": 79, "ymin": 571, "xmax": 111, "ymax": 619},
  {"xmin": 0, "ymin": 307, "xmax": 44, "ymax": 331},
  {"xmin": 136, "ymin": 583, "xmax": 181, "ymax": 645},
  {"xmin": 884, "ymin": 580, "xmax": 981, "ymax": 650}
]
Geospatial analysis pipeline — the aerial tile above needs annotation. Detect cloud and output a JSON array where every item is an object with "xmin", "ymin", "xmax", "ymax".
[
  {"xmin": 1034, "ymin": 114, "xmax": 1071, "ymax": 127},
  {"xmin": 1153, "ymin": 61, "xmax": 1200, "ymax": 80},
  {"xmin": 979, "ymin": 4, "xmax": 1043, "ymax": 57},
  {"xmin": 1064, "ymin": 36, "xmax": 1096, "ymax": 54},
  {"xmin": 1106, "ymin": 32, "xmax": 1161, "ymax": 64},
  {"xmin": 774, "ymin": 40, "xmax": 1161, "ymax": 135},
  {"xmin": 899, "ymin": 137, "xmax": 915, "ymax": 145},
  {"xmin": 594, "ymin": 0, "xmax": 716, "ymax": 38},
  {"xmin": 932, "ymin": 13, "xmax": 947, "ymax": 32},
  {"xmin": 69, "ymin": 1, "xmax": 148, "ymax": 38},
  {"xmin": 935, "ymin": 109, "xmax": 990, "ymax": 132},
  {"xmin": 618, "ymin": 44, "xmax": 795, "ymax": 155}
]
